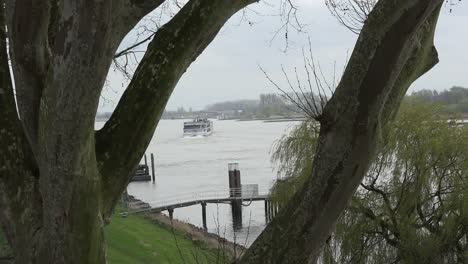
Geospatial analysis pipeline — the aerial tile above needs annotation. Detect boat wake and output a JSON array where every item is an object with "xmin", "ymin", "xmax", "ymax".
[{"xmin": 183, "ymin": 135, "xmax": 207, "ymax": 139}]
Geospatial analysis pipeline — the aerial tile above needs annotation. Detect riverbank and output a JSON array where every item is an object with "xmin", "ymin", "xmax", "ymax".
[{"xmin": 125, "ymin": 195, "xmax": 246, "ymax": 259}]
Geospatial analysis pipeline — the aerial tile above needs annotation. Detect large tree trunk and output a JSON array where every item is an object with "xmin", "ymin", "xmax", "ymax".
[
  {"xmin": 2, "ymin": 0, "xmax": 122, "ymax": 262},
  {"xmin": 0, "ymin": 0, "xmax": 256, "ymax": 263},
  {"xmin": 240, "ymin": 0, "xmax": 443, "ymax": 263}
]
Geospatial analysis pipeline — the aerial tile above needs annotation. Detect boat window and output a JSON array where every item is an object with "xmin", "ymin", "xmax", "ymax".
[{"xmin": 184, "ymin": 125, "xmax": 202, "ymax": 129}]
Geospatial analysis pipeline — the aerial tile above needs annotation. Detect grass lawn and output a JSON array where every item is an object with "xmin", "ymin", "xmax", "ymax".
[{"xmin": 105, "ymin": 211, "xmax": 222, "ymax": 264}]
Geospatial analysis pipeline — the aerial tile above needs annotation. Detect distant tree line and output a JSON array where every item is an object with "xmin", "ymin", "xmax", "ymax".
[
  {"xmin": 158, "ymin": 93, "xmax": 303, "ymax": 119},
  {"xmin": 98, "ymin": 87, "xmax": 468, "ymax": 121},
  {"xmin": 203, "ymin": 93, "xmax": 319, "ymax": 119},
  {"xmin": 408, "ymin": 86, "xmax": 468, "ymax": 115},
  {"xmin": 204, "ymin": 99, "xmax": 259, "ymax": 112},
  {"xmin": 203, "ymin": 93, "xmax": 293, "ymax": 118}
]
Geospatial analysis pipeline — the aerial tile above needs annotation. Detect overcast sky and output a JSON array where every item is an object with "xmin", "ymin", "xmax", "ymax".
[{"xmin": 101, "ymin": 0, "xmax": 468, "ymax": 111}]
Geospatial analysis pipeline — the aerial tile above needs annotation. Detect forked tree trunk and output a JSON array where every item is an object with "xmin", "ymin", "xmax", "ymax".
[
  {"xmin": 240, "ymin": 0, "xmax": 443, "ymax": 263},
  {"xmin": 0, "ymin": 0, "xmax": 445, "ymax": 263},
  {"xmin": 0, "ymin": 0, "xmax": 256, "ymax": 263}
]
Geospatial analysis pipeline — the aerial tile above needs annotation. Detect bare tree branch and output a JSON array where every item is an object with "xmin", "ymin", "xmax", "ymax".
[
  {"xmin": 325, "ymin": 0, "xmax": 377, "ymax": 34},
  {"xmin": 112, "ymin": 3, "xmax": 173, "ymax": 79},
  {"xmin": 259, "ymin": 39, "xmax": 339, "ymax": 122},
  {"xmin": 121, "ymin": 0, "xmax": 167, "ymax": 32},
  {"xmin": 268, "ymin": 0, "xmax": 305, "ymax": 51},
  {"xmin": 114, "ymin": 32, "xmax": 156, "ymax": 59}
]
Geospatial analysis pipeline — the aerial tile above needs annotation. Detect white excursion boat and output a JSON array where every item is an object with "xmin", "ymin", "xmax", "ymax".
[{"xmin": 183, "ymin": 118, "xmax": 213, "ymax": 137}]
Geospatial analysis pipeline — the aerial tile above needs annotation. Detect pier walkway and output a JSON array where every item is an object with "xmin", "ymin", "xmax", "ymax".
[
  {"xmin": 124, "ymin": 185, "xmax": 277, "ymax": 230},
  {"xmin": 127, "ymin": 186, "xmax": 269, "ymax": 215}
]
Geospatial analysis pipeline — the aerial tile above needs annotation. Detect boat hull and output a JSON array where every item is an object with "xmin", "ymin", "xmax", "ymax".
[{"xmin": 183, "ymin": 130, "xmax": 213, "ymax": 137}]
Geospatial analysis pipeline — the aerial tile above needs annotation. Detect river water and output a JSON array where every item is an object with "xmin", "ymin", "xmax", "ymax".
[{"xmin": 97, "ymin": 119, "xmax": 298, "ymax": 246}]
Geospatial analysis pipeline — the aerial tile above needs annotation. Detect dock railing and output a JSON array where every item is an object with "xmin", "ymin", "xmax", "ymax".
[{"xmin": 127, "ymin": 183, "xmax": 271, "ymax": 213}]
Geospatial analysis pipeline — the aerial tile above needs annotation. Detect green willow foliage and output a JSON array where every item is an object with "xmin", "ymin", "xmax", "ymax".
[
  {"xmin": 270, "ymin": 120, "xmax": 319, "ymax": 206},
  {"xmin": 270, "ymin": 101, "xmax": 468, "ymax": 263}
]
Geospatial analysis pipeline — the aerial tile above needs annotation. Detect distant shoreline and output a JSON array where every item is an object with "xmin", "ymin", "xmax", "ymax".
[
  {"xmin": 239, "ymin": 117, "xmax": 306, "ymax": 122},
  {"xmin": 158, "ymin": 116, "xmax": 306, "ymax": 122},
  {"xmin": 97, "ymin": 117, "xmax": 306, "ymax": 123}
]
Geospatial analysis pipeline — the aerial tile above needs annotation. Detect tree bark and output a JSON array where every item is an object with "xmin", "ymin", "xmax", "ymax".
[
  {"xmin": 9, "ymin": 0, "xmax": 50, "ymax": 147},
  {"xmin": 0, "ymin": 0, "xmax": 257, "ymax": 263},
  {"xmin": 0, "ymin": 3, "xmax": 43, "ymax": 262},
  {"xmin": 240, "ymin": 0, "xmax": 443, "ymax": 263}
]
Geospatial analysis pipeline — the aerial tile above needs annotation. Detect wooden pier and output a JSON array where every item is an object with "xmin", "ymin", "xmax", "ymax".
[
  {"xmin": 130, "ymin": 194, "xmax": 269, "ymax": 215},
  {"xmin": 125, "ymin": 163, "xmax": 279, "ymax": 230}
]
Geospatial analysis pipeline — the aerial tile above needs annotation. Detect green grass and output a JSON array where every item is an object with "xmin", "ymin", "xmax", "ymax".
[
  {"xmin": 0, "ymin": 209, "xmax": 223, "ymax": 264},
  {"xmin": 105, "ymin": 211, "xmax": 221, "ymax": 264}
]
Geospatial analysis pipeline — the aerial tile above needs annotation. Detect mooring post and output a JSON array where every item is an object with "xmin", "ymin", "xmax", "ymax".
[
  {"xmin": 268, "ymin": 200, "xmax": 273, "ymax": 220},
  {"xmin": 228, "ymin": 163, "xmax": 241, "ymax": 197},
  {"xmin": 264, "ymin": 200, "xmax": 269, "ymax": 223},
  {"xmin": 201, "ymin": 202, "xmax": 207, "ymax": 231},
  {"xmin": 122, "ymin": 188, "xmax": 129, "ymax": 209},
  {"xmin": 168, "ymin": 208, "xmax": 174, "ymax": 220},
  {"xmin": 144, "ymin": 154, "xmax": 148, "ymax": 166},
  {"xmin": 228, "ymin": 163, "xmax": 243, "ymax": 229},
  {"xmin": 267, "ymin": 201, "xmax": 270, "ymax": 221},
  {"xmin": 231, "ymin": 200, "xmax": 243, "ymax": 231},
  {"xmin": 150, "ymin": 153, "xmax": 155, "ymax": 183}
]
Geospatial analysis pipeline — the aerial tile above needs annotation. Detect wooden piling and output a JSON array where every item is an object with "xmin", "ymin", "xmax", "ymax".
[
  {"xmin": 228, "ymin": 163, "xmax": 241, "ymax": 197},
  {"xmin": 266, "ymin": 201, "xmax": 270, "ymax": 222},
  {"xmin": 228, "ymin": 163, "xmax": 243, "ymax": 230},
  {"xmin": 168, "ymin": 208, "xmax": 174, "ymax": 220},
  {"xmin": 144, "ymin": 154, "xmax": 148, "ymax": 166},
  {"xmin": 201, "ymin": 202, "xmax": 207, "ymax": 231},
  {"xmin": 268, "ymin": 200, "xmax": 273, "ymax": 220},
  {"xmin": 231, "ymin": 200, "xmax": 243, "ymax": 231},
  {"xmin": 150, "ymin": 153, "xmax": 155, "ymax": 183},
  {"xmin": 264, "ymin": 200, "xmax": 269, "ymax": 223}
]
